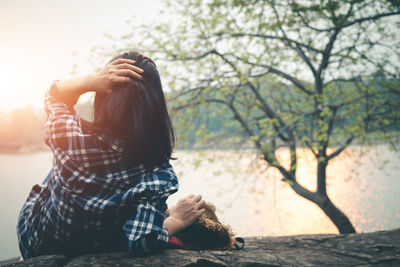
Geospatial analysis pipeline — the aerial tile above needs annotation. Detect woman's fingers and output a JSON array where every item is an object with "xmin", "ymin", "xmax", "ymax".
[
  {"xmin": 110, "ymin": 58, "xmax": 135, "ymax": 66},
  {"xmin": 193, "ymin": 195, "xmax": 202, "ymax": 202},
  {"xmin": 114, "ymin": 63, "xmax": 144, "ymax": 73},
  {"xmin": 169, "ymin": 195, "xmax": 208, "ymax": 229},
  {"xmin": 115, "ymin": 69, "xmax": 142, "ymax": 80},
  {"xmin": 107, "ymin": 59, "xmax": 144, "ymax": 81},
  {"xmin": 198, "ymin": 200, "xmax": 206, "ymax": 209},
  {"xmin": 115, "ymin": 76, "xmax": 132, "ymax": 84}
]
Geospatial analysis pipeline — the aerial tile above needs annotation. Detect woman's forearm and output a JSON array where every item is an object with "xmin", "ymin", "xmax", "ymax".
[
  {"xmin": 163, "ymin": 216, "xmax": 185, "ymax": 237},
  {"xmin": 55, "ymin": 76, "xmax": 93, "ymax": 107}
]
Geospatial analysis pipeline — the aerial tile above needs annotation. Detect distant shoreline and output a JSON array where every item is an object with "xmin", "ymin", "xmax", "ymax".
[
  {"xmin": 0, "ymin": 142, "xmax": 397, "ymax": 155},
  {"xmin": 0, "ymin": 145, "xmax": 49, "ymax": 155}
]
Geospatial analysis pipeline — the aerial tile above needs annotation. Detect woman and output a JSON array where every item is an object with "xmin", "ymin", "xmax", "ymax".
[{"xmin": 17, "ymin": 51, "xmax": 205, "ymax": 259}]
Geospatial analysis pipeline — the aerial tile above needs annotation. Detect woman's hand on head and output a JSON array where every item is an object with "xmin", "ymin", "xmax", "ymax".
[
  {"xmin": 167, "ymin": 194, "xmax": 206, "ymax": 231},
  {"xmin": 86, "ymin": 58, "xmax": 143, "ymax": 95}
]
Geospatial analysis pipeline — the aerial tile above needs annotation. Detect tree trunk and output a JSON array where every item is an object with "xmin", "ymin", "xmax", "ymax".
[
  {"xmin": 289, "ymin": 179, "xmax": 356, "ymax": 234},
  {"xmin": 287, "ymin": 159, "xmax": 356, "ymax": 234},
  {"xmin": 316, "ymin": 159, "xmax": 356, "ymax": 234},
  {"xmin": 317, "ymin": 195, "xmax": 356, "ymax": 234}
]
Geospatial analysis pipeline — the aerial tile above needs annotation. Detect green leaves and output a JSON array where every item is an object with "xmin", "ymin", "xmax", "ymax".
[{"xmin": 250, "ymin": 135, "xmax": 260, "ymax": 143}]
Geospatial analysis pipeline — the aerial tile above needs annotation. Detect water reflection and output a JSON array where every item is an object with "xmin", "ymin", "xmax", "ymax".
[{"xmin": 169, "ymin": 146, "xmax": 400, "ymax": 236}]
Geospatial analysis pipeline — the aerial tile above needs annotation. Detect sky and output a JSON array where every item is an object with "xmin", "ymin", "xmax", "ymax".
[{"xmin": 0, "ymin": 0, "xmax": 164, "ymax": 112}]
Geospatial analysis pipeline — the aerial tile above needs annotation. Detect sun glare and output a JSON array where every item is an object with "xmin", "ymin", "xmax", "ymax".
[{"xmin": 0, "ymin": 62, "xmax": 21, "ymax": 112}]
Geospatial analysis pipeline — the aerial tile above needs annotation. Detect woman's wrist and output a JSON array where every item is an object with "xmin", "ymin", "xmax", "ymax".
[
  {"xmin": 81, "ymin": 74, "xmax": 97, "ymax": 93},
  {"xmin": 164, "ymin": 216, "xmax": 185, "ymax": 237}
]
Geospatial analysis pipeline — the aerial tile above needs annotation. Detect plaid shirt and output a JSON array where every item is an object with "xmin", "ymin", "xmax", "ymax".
[{"xmin": 17, "ymin": 82, "xmax": 178, "ymax": 259}]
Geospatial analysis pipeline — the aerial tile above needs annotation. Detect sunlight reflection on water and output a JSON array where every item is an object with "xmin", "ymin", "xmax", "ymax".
[{"xmin": 169, "ymin": 145, "xmax": 400, "ymax": 237}]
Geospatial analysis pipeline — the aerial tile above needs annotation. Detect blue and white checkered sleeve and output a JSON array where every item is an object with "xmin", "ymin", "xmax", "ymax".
[
  {"xmin": 123, "ymin": 169, "xmax": 179, "ymax": 255},
  {"xmin": 44, "ymin": 81, "xmax": 116, "ymax": 167},
  {"xmin": 123, "ymin": 200, "xmax": 170, "ymax": 255}
]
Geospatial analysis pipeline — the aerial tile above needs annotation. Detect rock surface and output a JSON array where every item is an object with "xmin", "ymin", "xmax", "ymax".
[{"xmin": 2, "ymin": 229, "xmax": 400, "ymax": 266}]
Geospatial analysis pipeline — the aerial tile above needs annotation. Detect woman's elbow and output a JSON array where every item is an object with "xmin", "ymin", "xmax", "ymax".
[{"xmin": 127, "ymin": 233, "xmax": 168, "ymax": 256}]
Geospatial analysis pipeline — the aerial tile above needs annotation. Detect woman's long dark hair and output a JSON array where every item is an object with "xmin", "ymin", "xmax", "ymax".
[{"xmin": 93, "ymin": 51, "xmax": 175, "ymax": 170}]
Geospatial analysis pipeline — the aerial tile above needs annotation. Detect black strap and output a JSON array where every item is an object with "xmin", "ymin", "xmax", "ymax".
[{"xmin": 233, "ymin": 237, "xmax": 244, "ymax": 250}]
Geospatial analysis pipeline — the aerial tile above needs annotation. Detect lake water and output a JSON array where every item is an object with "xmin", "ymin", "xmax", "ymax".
[{"xmin": 0, "ymin": 146, "xmax": 399, "ymax": 260}]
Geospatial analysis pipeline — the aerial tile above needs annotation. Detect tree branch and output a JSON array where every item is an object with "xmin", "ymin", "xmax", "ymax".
[
  {"xmin": 316, "ymin": 28, "xmax": 341, "ymax": 92},
  {"xmin": 229, "ymin": 54, "xmax": 312, "ymax": 95},
  {"xmin": 225, "ymin": 32, "xmax": 324, "ymax": 54},
  {"xmin": 209, "ymin": 50, "xmax": 297, "ymax": 143},
  {"xmin": 292, "ymin": 7, "xmax": 400, "ymax": 32},
  {"xmin": 270, "ymin": 3, "xmax": 318, "ymax": 78},
  {"xmin": 327, "ymin": 134, "xmax": 355, "ymax": 160},
  {"xmin": 339, "ymin": 11, "xmax": 400, "ymax": 30}
]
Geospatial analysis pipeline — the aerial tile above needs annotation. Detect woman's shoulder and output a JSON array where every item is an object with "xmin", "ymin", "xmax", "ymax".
[{"xmin": 83, "ymin": 120, "xmax": 127, "ymax": 154}]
